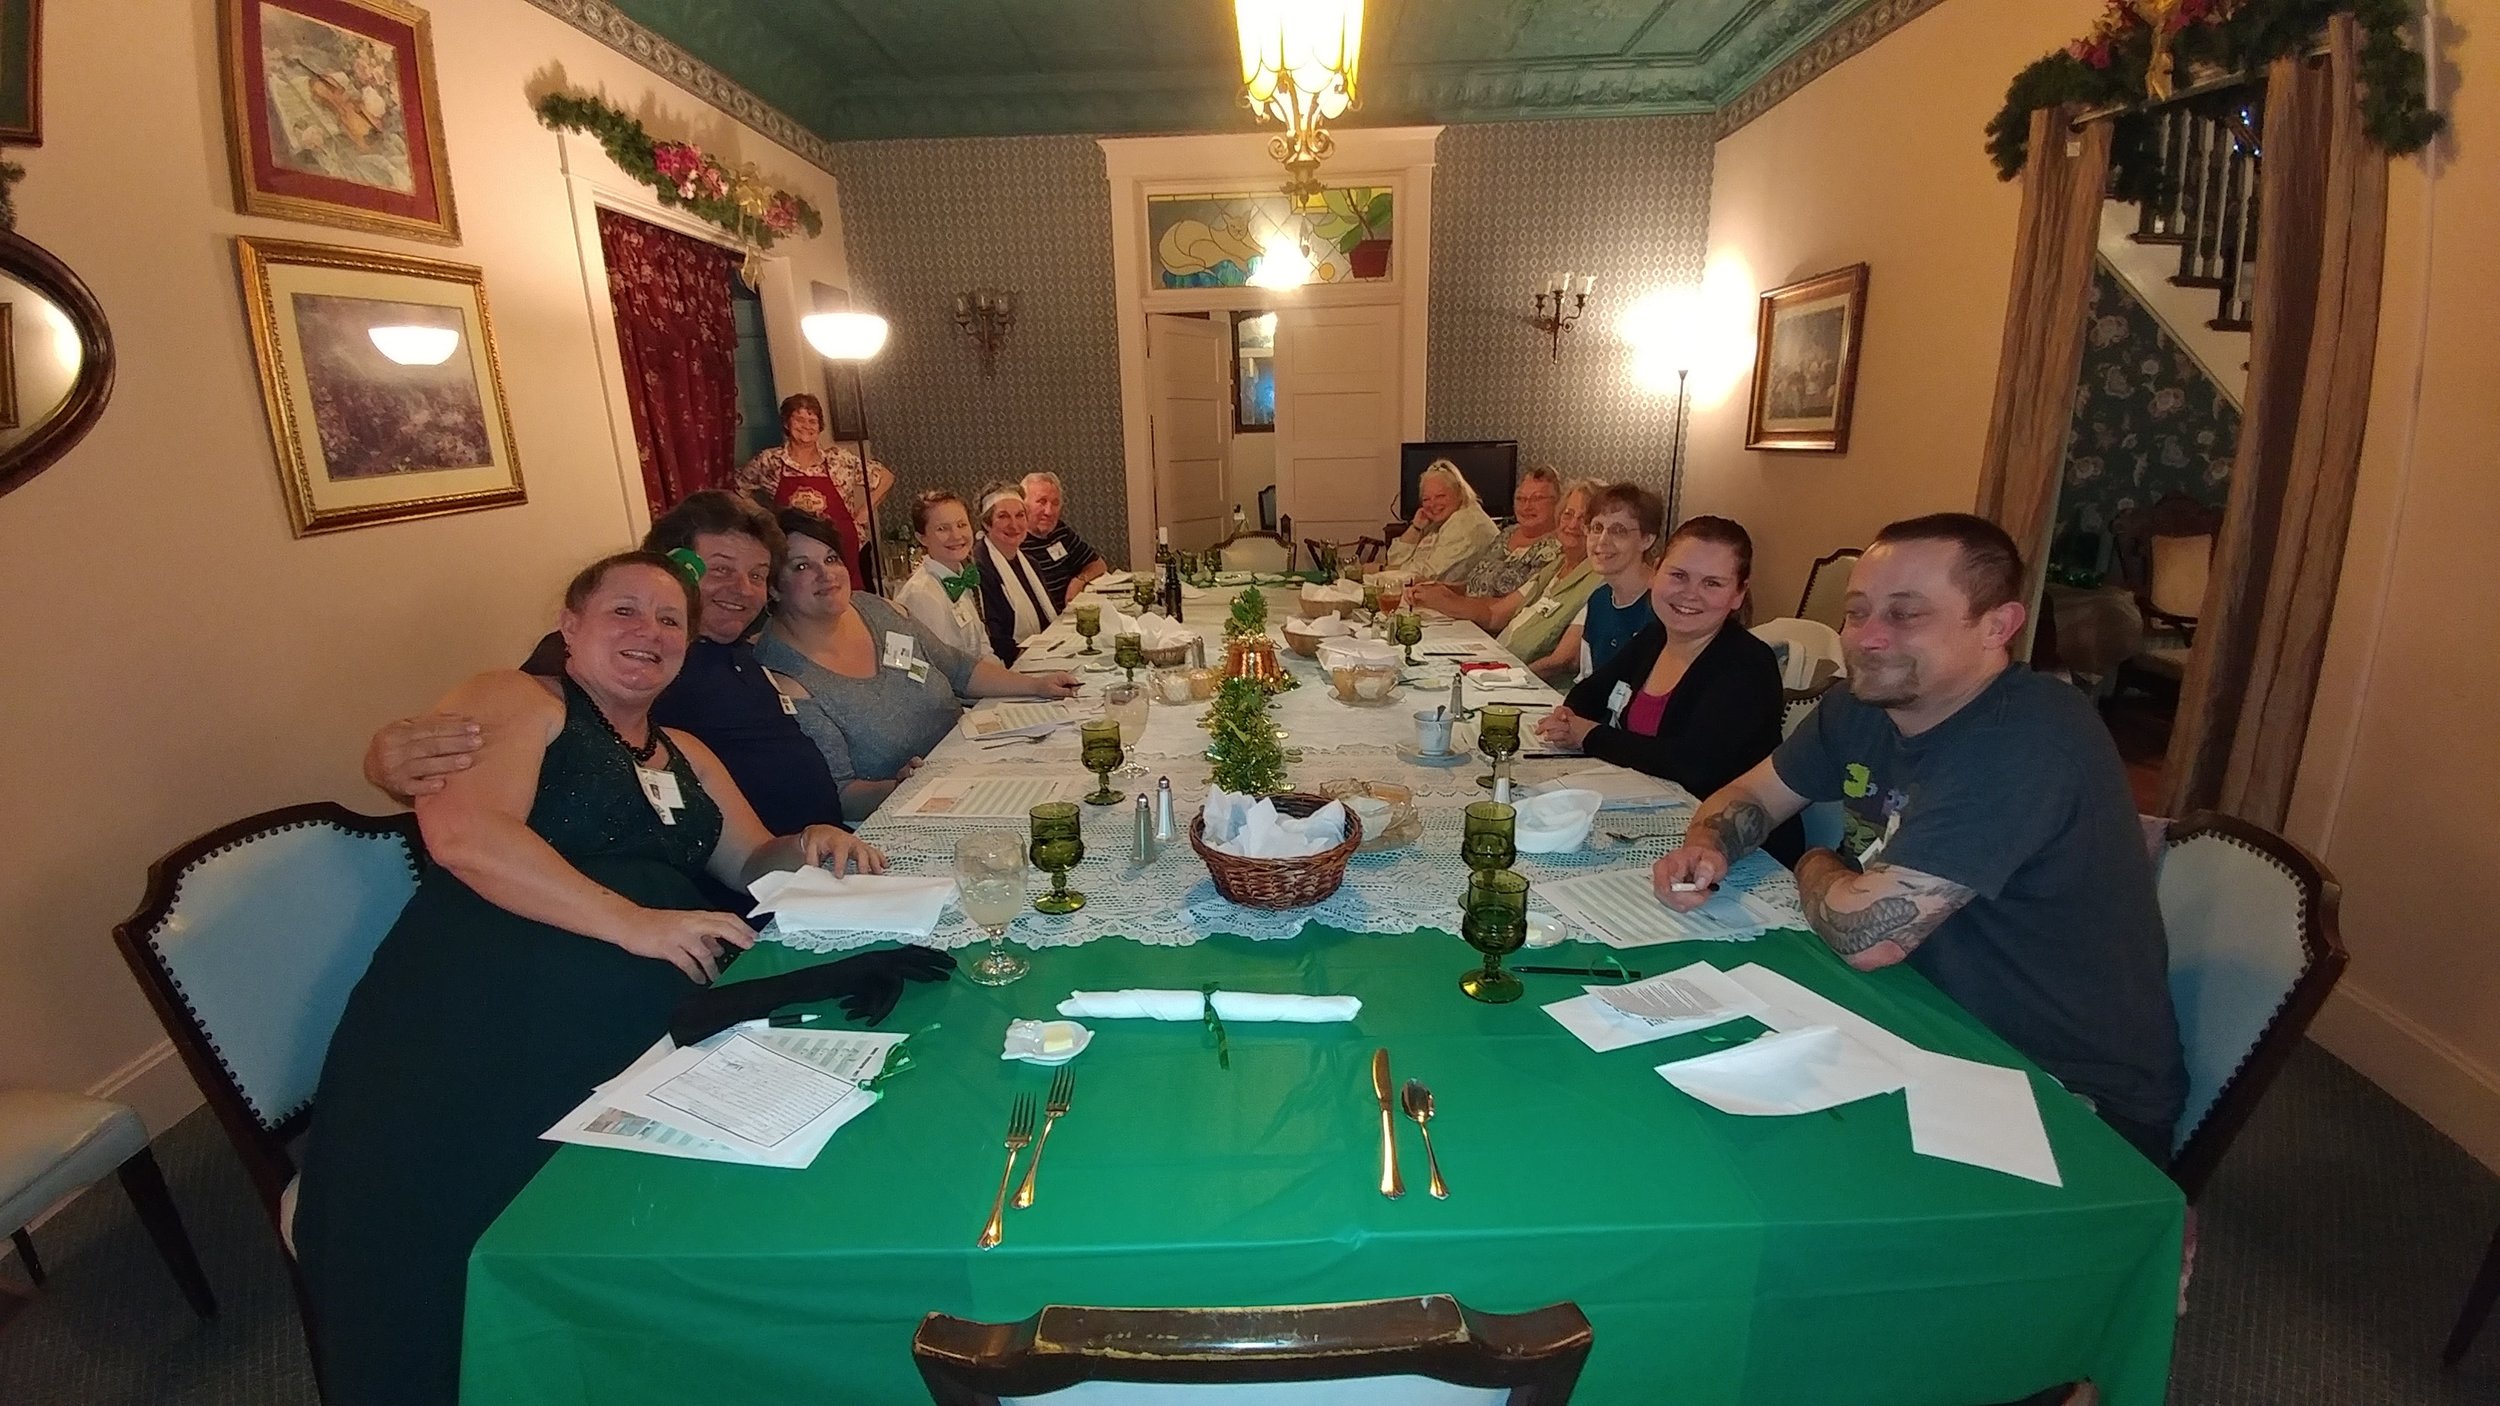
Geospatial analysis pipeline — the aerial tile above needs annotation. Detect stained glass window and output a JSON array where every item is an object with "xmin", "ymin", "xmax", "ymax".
[{"xmin": 1146, "ymin": 186, "xmax": 1394, "ymax": 289}]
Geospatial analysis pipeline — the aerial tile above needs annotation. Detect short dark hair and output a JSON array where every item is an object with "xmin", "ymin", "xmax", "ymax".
[
  {"xmin": 774, "ymin": 507, "xmax": 846, "ymax": 564},
  {"xmin": 1873, "ymin": 512, "xmax": 2026, "ymax": 614},
  {"xmin": 562, "ymin": 550, "xmax": 701, "ymax": 637},
  {"xmin": 778, "ymin": 393, "xmax": 825, "ymax": 430},
  {"xmin": 1664, "ymin": 514, "xmax": 1753, "ymax": 585},
  {"xmin": 913, "ymin": 488, "xmax": 969, "ymax": 536},
  {"xmin": 1586, "ymin": 482, "xmax": 1667, "ymax": 560},
  {"xmin": 644, "ymin": 490, "xmax": 787, "ymax": 574}
]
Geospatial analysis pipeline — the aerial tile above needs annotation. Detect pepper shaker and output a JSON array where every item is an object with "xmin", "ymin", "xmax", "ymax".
[{"xmin": 1133, "ymin": 794, "xmax": 1156, "ymax": 863}]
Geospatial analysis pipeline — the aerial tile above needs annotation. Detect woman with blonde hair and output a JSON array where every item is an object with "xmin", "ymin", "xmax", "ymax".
[
  {"xmin": 1410, "ymin": 464, "xmax": 1568, "ymax": 629},
  {"xmin": 1383, "ymin": 459, "xmax": 1500, "ymax": 583}
]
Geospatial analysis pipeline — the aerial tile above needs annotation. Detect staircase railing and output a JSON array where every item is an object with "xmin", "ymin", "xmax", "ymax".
[{"xmin": 2128, "ymin": 95, "xmax": 2264, "ymax": 331}]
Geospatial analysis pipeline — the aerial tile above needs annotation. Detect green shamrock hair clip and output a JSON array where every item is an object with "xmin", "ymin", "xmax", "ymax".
[{"xmin": 665, "ymin": 546, "xmax": 708, "ymax": 582}]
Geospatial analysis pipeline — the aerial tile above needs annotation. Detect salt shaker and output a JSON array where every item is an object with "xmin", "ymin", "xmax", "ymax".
[
  {"xmin": 1133, "ymin": 794, "xmax": 1156, "ymax": 863},
  {"xmin": 1154, "ymin": 776, "xmax": 1178, "ymax": 843}
]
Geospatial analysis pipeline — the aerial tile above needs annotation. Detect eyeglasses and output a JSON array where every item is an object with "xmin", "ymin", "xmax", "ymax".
[{"xmin": 1585, "ymin": 521, "xmax": 1649, "ymax": 541}]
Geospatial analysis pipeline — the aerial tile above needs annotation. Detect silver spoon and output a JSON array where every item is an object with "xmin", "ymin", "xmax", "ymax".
[{"xmin": 1400, "ymin": 1080, "xmax": 1449, "ymax": 1199}]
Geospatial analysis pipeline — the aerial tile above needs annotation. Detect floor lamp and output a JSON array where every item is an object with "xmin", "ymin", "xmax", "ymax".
[
  {"xmin": 1661, "ymin": 365, "xmax": 1692, "ymax": 531},
  {"xmin": 802, "ymin": 310, "xmax": 892, "ymax": 592}
]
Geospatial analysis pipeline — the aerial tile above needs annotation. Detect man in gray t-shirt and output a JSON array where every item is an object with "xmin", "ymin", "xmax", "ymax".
[{"xmin": 1654, "ymin": 514, "xmax": 2185, "ymax": 1162}]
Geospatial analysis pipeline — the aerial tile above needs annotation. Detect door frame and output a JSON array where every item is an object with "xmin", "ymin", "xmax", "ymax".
[{"xmin": 1100, "ymin": 127, "xmax": 1442, "ymax": 567}]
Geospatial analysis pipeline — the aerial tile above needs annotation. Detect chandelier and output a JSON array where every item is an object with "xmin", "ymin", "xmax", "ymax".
[{"xmin": 1235, "ymin": 0, "xmax": 1365, "ymax": 204}]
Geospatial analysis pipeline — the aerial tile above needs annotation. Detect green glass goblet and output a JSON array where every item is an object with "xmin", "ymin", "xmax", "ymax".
[
  {"xmin": 1028, "ymin": 802, "xmax": 1088, "ymax": 914},
  {"xmin": 1391, "ymin": 610, "xmax": 1424, "ymax": 666},
  {"xmin": 1080, "ymin": 719, "xmax": 1127, "ymax": 807},
  {"xmin": 1461, "ymin": 800, "xmax": 1517, "ymax": 874},
  {"xmin": 1131, "ymin": 575, "xmax": 1158, "ymax": 614},
  {"xmin": 1073, "ymin": 603, "xmax": 1102, "ymax": 655},
  {"xmin": 1475, "ymin": 703, "xmax": 1522, "ymax": 790},
  {"xmin": 1460, "ymin": 869, "xmax": 1530, "ymax": 1004},
  {"xmin": 1113, "ymin": 631, "xmax": 1145, "ymax": 685}
]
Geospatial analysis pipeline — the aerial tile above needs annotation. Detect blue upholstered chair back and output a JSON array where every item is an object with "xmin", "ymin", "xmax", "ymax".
[
  {"xmin": 2155, "ymin": 812, "xmax": 2345, "ymax": 1198},
  {"xmin": 119, "ymin": 806, "xmax": 421, "ymax": 1138}
]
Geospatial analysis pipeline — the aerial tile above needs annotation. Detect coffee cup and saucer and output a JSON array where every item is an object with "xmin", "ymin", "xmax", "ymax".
[{"xmin": 1398, "ymin": 710, "xmax": 1471, "ymax": 767}]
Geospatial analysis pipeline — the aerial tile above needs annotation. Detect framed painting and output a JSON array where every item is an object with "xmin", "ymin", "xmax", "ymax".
[
  {"xmin": 1746, "ymin": 263, "xmax": 1870, "ymax": 453},
  {"xmin": 235, "ymin": 237, "xmax": 522, "ymax": 535},
  {"xmin": 0, "ymin": 0, "xmax": 39, "ymax": 144},
  {"xmin": 220, "ymin": 0, "xmax": 459, "ymax": 243}
]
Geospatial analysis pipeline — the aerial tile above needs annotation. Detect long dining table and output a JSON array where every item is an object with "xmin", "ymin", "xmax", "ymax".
[{"xmin": 459, "ymin": 579, "xmax": 2183, "ymax": 1405}]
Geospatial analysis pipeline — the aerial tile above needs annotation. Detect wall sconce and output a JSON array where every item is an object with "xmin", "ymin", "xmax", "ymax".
[
  {"xmin": 1530, "ymin": 271, "xmax": 1596, "ymax": 360},
  {"xmin": 953, "ymin": 289, "xmax": 1018, "ymax": 377}
]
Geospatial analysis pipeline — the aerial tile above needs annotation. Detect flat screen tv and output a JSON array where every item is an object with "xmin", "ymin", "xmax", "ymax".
[{"xmin": 1399, "ymin": 440, "xmax": 1519, "ymax": 520}]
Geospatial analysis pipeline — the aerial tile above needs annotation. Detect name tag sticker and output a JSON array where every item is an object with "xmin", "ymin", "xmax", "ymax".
[
  {"xmin": 881, "ymin": 631, "xmax": 920, "ymax": 671},
  {"xmin": 1605, "ymin": 681, "xmax": 1633, "ymax": 723},
  {"xmin": 1047, "ymin": 541, "xmax": 1068, "ymax": 561},
  {"xmin": 778, "ymin": 690, "xmax": 797, "ymax": 715},
  {"xmin": 638, "ymin": 767, "xmax": 684, "ymax": 825}
]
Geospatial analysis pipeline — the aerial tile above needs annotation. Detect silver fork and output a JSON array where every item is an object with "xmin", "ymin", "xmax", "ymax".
[
  {"xmin": 977, "ymin": 1095, "xmax": 1036, "ymax": 1250},
  {"xmin": 1012, "ymin": 1067, "xmax": 1076, "ymax": 1209}
]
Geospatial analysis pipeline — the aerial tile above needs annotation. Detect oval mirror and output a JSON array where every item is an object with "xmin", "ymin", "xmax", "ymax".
[{"xmin": 0, "ymin": 232, "xmax": 115, "ymax": 500}]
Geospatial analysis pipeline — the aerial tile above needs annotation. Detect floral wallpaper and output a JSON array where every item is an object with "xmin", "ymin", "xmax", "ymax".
[{"xmin": 2056, "ymin": 262, "xmax": 2239, "ymax": 541}]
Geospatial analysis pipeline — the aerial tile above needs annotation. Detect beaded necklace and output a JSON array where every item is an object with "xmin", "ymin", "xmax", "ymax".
[{"xmin": 563, "ymin": 674, "xmax": 661, "ymax": 763}]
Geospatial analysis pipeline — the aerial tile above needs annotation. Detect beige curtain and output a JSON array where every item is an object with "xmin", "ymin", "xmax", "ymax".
[
  {"xmin": 1975, "ymin": 106, "xmax": 2113, "ymax": 654},
  {"xmin": 2161, "ymin": 16, "xmax": 2388, "ymax": 826}
]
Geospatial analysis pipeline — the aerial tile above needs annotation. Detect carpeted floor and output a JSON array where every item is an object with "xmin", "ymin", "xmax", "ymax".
[{"xmin": 2, "ymin": 1041, "xmax": 2495, "ymax": 1404}]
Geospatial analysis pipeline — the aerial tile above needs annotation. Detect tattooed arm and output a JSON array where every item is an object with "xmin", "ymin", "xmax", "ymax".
[
  {"xmin": 1653, "ymin": 758, "xmax": 1808, "ymax": 910},
  {"xmin": 1794, "ymin": 850, "xmax": 1975, "ymax": 971}
]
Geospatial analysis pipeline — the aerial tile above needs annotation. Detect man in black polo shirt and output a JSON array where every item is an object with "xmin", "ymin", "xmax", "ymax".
[
  {"xmin": 1017, "ymin": 470, "xmax": 1107, "ymax": 608},
  {"xmin": 366, "ymin": 492, "xmax": 851, "ymax": 844},
  {"xmin": 1653, "ymin": 513, "xmax": 2185, "ymax": 1164}
]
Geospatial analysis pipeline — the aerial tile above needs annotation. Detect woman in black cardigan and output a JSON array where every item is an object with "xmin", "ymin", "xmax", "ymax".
[{"xmin": 1534, "ymin": 515, "xmax": 1803, "ymax": 867}]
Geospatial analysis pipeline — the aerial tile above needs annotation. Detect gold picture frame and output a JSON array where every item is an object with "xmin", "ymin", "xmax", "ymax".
[
  {"xmin": 219, "ymin": 0, "xmax": 460, "ymax": 243},
  {"xmin": 236, "ymin": 236, "xmax": 523, "ymax": 535},
  {"xmin": 1746, "ymin": 263, "xmax": 1870, "ymax": 453}
]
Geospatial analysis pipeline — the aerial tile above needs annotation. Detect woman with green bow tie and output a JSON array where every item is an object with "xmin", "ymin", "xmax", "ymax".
[
  {"xmin": 895, "ymin": 490, "xmax": 995, "ymax": 662},
  {"xmin": 765, "ymin": 505, "xmax": 1078, "ymax": 818}
]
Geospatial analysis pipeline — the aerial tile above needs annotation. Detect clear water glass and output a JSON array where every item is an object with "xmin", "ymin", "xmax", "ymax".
[{"xmin": 956, "ymin": 832, "xmax": 1029, "ymax": 986}]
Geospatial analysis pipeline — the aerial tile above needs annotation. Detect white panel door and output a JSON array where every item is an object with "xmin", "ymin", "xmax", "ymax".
[
  {"xmin": 1275, "ymin": 304, "xmax": 1401, "ymax": 548},
  {"xmin": 1146, "ymin": 314, "xmax": 1230, "ymax": 551}
]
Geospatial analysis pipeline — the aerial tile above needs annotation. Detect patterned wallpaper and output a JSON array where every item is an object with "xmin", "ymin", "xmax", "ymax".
[
  {"xmin": 1424, "ymin": 115, "xmax": 1717, "ymax": 497},
  {"xmin": 822, "ymin": 135, "xmax": 1130, "ymax": 561},
  {"xmin": 2055, "ymin": 262, "xmax": 2239, "ymax": 538}
]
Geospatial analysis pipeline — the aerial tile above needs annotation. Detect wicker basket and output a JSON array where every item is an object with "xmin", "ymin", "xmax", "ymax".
[
  {"xmin": 1142, "ymin": 641, "xmax": 1193, "ymax": 667},
  {"xmin": 1189, "ymin": 792, "xmax": 1365, "ymax": 910}
]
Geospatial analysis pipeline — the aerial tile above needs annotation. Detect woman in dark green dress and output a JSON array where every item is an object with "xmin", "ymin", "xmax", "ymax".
[{"xmin": 294, "ymin": 551, "xmax": 884, "ymax": 1405}]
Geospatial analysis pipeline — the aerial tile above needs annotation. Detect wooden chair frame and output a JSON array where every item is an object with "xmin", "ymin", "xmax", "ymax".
[
  {"xmin": 111, "ymin": 801, "xmax": 424, "ymax": 1232},
  {"xmin": 2111, "ymin": 494, "xmax": 2223, "ymax": 636},
  {"xmin": 915, "ymin": 1295, "xmax": 1593, "ymax": 1404},
  {"xmin": 1211, "ymin": 528, "xmax": 1296, "ymax": 573},
  {"xmin": 2159, "ymin": 809, "xmax": 2346, "ymax": 1201},
  {"xmin": 1794, "ymin": 547, "xmax": 1861, "ymax": 625}
]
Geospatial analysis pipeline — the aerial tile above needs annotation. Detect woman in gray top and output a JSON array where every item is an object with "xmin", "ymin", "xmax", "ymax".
[{"xmin": 757, "ymin": 513, "xmax": 1079, "ymax": 818}]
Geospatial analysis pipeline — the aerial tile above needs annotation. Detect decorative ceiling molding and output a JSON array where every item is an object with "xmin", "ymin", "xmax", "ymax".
[
  {"xmin": 1714, "ymin": 0, "xmax": 1950, "ymax": 138},
  {"xmin": 519, "ymin": 0, "xmax": 840, "ymax": 172}
]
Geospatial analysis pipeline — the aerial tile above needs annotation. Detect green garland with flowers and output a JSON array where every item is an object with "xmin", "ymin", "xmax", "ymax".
[
  {"xmin": 534, "ymin": 92, "xmax": 824, "ymax": 248},
  {"xmin": 1989, "ymin": 0, "xmax": 2443, "ymax": 205}
]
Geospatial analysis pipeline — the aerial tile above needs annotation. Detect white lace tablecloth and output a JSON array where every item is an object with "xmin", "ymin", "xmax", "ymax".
[{"xmin": 764, "ymin": 605, "xmax": 1805, "ymax": 955}]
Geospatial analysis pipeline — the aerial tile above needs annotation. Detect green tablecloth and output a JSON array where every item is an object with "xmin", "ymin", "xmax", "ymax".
[{"xmin": 463, "ymin": 927, "xmax": 2180, "ymax": 1404}]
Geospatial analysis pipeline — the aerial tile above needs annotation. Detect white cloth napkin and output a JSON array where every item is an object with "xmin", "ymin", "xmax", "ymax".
[
  {"xmin": 1136, "ymin": 614, "xmax": 1197, "ymax": 650},
  {"xmin": 1655, "ymin": 1025, "xmax": 1908, "ymax": 1115},
  {"xmin": 1302, "ymin": 581, "xmax": 1362, "ymax": 606},
  {"xmin": 1555, "ymin": 764, "xmax": 1695, "ymax": 811},
  {"xmin": 1058, "ymin": 989, "xmax": 1362, "ymax": 1022},
  {"xmin": 1200, "ymin": 786, "xmax": 1348, "ymax": 858},
  {"xmin": 1514, "ymin": 788, "xmax": 1602, "ymax": 853},
  {"xmin": 1287, "ymin": 613, "xmax": 1354, "ymax": 638},
  {"xmin": 1317, "ymin": 638, "xmax": 1401, "ymax": 672},
  {"xmin": 747, "ymin": 869, "xmax": 959, "ymax": 936}
]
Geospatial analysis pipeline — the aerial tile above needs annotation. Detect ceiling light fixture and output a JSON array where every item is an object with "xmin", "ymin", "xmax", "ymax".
[{"xmin": 1236, "ymin": 0, "xmax": 1365, "ymax": 203}]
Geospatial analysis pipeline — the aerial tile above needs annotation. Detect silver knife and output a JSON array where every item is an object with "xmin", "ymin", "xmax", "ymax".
[{"xmin": 1372, "ymin": 1048, "xmax": 1405, "ymax": 1199}]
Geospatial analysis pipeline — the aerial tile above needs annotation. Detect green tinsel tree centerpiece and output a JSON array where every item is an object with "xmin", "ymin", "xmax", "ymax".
[
  {"xmin": 1205, "ymin": 676, "xmax": 1289, "ymax": 796},
  {"xmin": 1224, "ymin": 587, "xmax": 1268, "ymax": 641}
]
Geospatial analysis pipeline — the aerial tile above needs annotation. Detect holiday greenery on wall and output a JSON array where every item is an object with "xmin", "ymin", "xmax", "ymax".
[
  {"xmin": 1988, "ymin": 0, "xmax": 2443, "ymax": 204},
  {"xmin": 535, "ymin": 92, "xmax": 824, "ymax": 249}
]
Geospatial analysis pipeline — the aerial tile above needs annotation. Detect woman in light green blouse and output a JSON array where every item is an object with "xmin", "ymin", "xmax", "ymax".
[{"xmin": 1496, "ymin": 481, "xmax": 1600, "ymax": 677}]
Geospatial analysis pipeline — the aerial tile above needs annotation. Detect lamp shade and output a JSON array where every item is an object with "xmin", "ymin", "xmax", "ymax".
[
  {"xmin": 1236, "ymin": 0, "xmax": 1363, "ymax": 125},
  {"xmin": 802, "ymin": 311, "xmax": 890, "ymax": 362},
  {"xmin": 366, "ymin": 324, "xmax": 461, "ymax": 366}
]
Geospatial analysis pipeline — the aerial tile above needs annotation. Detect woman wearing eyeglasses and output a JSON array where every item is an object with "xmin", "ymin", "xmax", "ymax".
[{"xmin": 1532, "ymin": 482, "xmax": 1663, "ymax": 683}]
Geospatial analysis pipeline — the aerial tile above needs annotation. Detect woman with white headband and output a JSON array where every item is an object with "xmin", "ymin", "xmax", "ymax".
[{"xmin": 973, "ymin": 482, "xmax": 1060, "ymax": 663}]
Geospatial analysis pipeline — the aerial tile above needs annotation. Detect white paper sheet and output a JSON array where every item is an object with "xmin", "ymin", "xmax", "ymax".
[
  {"xmin": 606, "ymin": 1032, "xmax": 863, "ymax": 1155},
  {"xmin": 1541, "ymin": 962, "xmax": 1766, "ymax": 1052},
  {"xmin": 748, "ymin": 869, "xmax": 960, "ymax": 937},
  {"xmin": 1539, "ymin": 867, "xmax": 1778, "ymax": 947},
  {"xmin": 1904, "ymin": 1052, "xmax": 2063, "ymax": 1186},
  {"xmin": 1655, "ymin": 1025, "xmax": 1908, "ymax": 1115},
  {"xmin": 892, "ymin": 776, "xmax": 1083, "ymax": 821},
  {"xmin": 543, "ymin": 1028, "xmax": 903, "ymax": 1168},
  {"xmin": 1553, "ymin": 765, "xmax": 1696, "ymax": 811},
  {"xmin": 1720, "ymin": 963, "xmax": 1930, "ymax": 1068},
  {"xmin": 960, "ymin": 701, "xmax": 1083, "ymax": 741}
]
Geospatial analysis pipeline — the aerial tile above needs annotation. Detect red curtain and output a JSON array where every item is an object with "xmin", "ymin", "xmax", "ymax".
[{"xmin": 597, "ymin": 209, "xmax": 740, "ymax": 512}]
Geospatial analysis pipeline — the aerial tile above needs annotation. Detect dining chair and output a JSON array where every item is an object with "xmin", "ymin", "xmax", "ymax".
[
  {"xmin": 112, "ymin": 801, "xmax": 425, "ymax": 1248},
  {"xmin": 1794, "ymin": 548, "xmax": 1861, "ymax": 632},
  {"xmin": 1780, "ymin": 678, "xmax": 1845, "ymax": 854},
  {"xmin": 1257, "ymin": 485, "xmax": 1279, "ymax": 531},
  {"xmin": 2110, "ymin": 495, "xmax": 2221, "ymax": 699},
  {"xmin": 3, "ymin": 1087, "xmax": 216, "ymax": 1318},
  {"xmin": 1752, "ymin": 617, "xmax": 1845, "ymax": 691},
  {"xmin": 2154, "ymin": 810, "xmax": 2347, "ymax": 1201},
  {"xmin": 914, "ymin": 1296, "xmax": 1592, "ymax": 1404},
  {"xmin": 1213, "ymin": 529, "xmax": 1295, "ymax": 574}
]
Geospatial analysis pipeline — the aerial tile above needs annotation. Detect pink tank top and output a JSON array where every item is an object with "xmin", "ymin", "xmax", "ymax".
[{"xmin": 1624, "ymin": 688, "xmax": 1671, "ymax": 736}]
